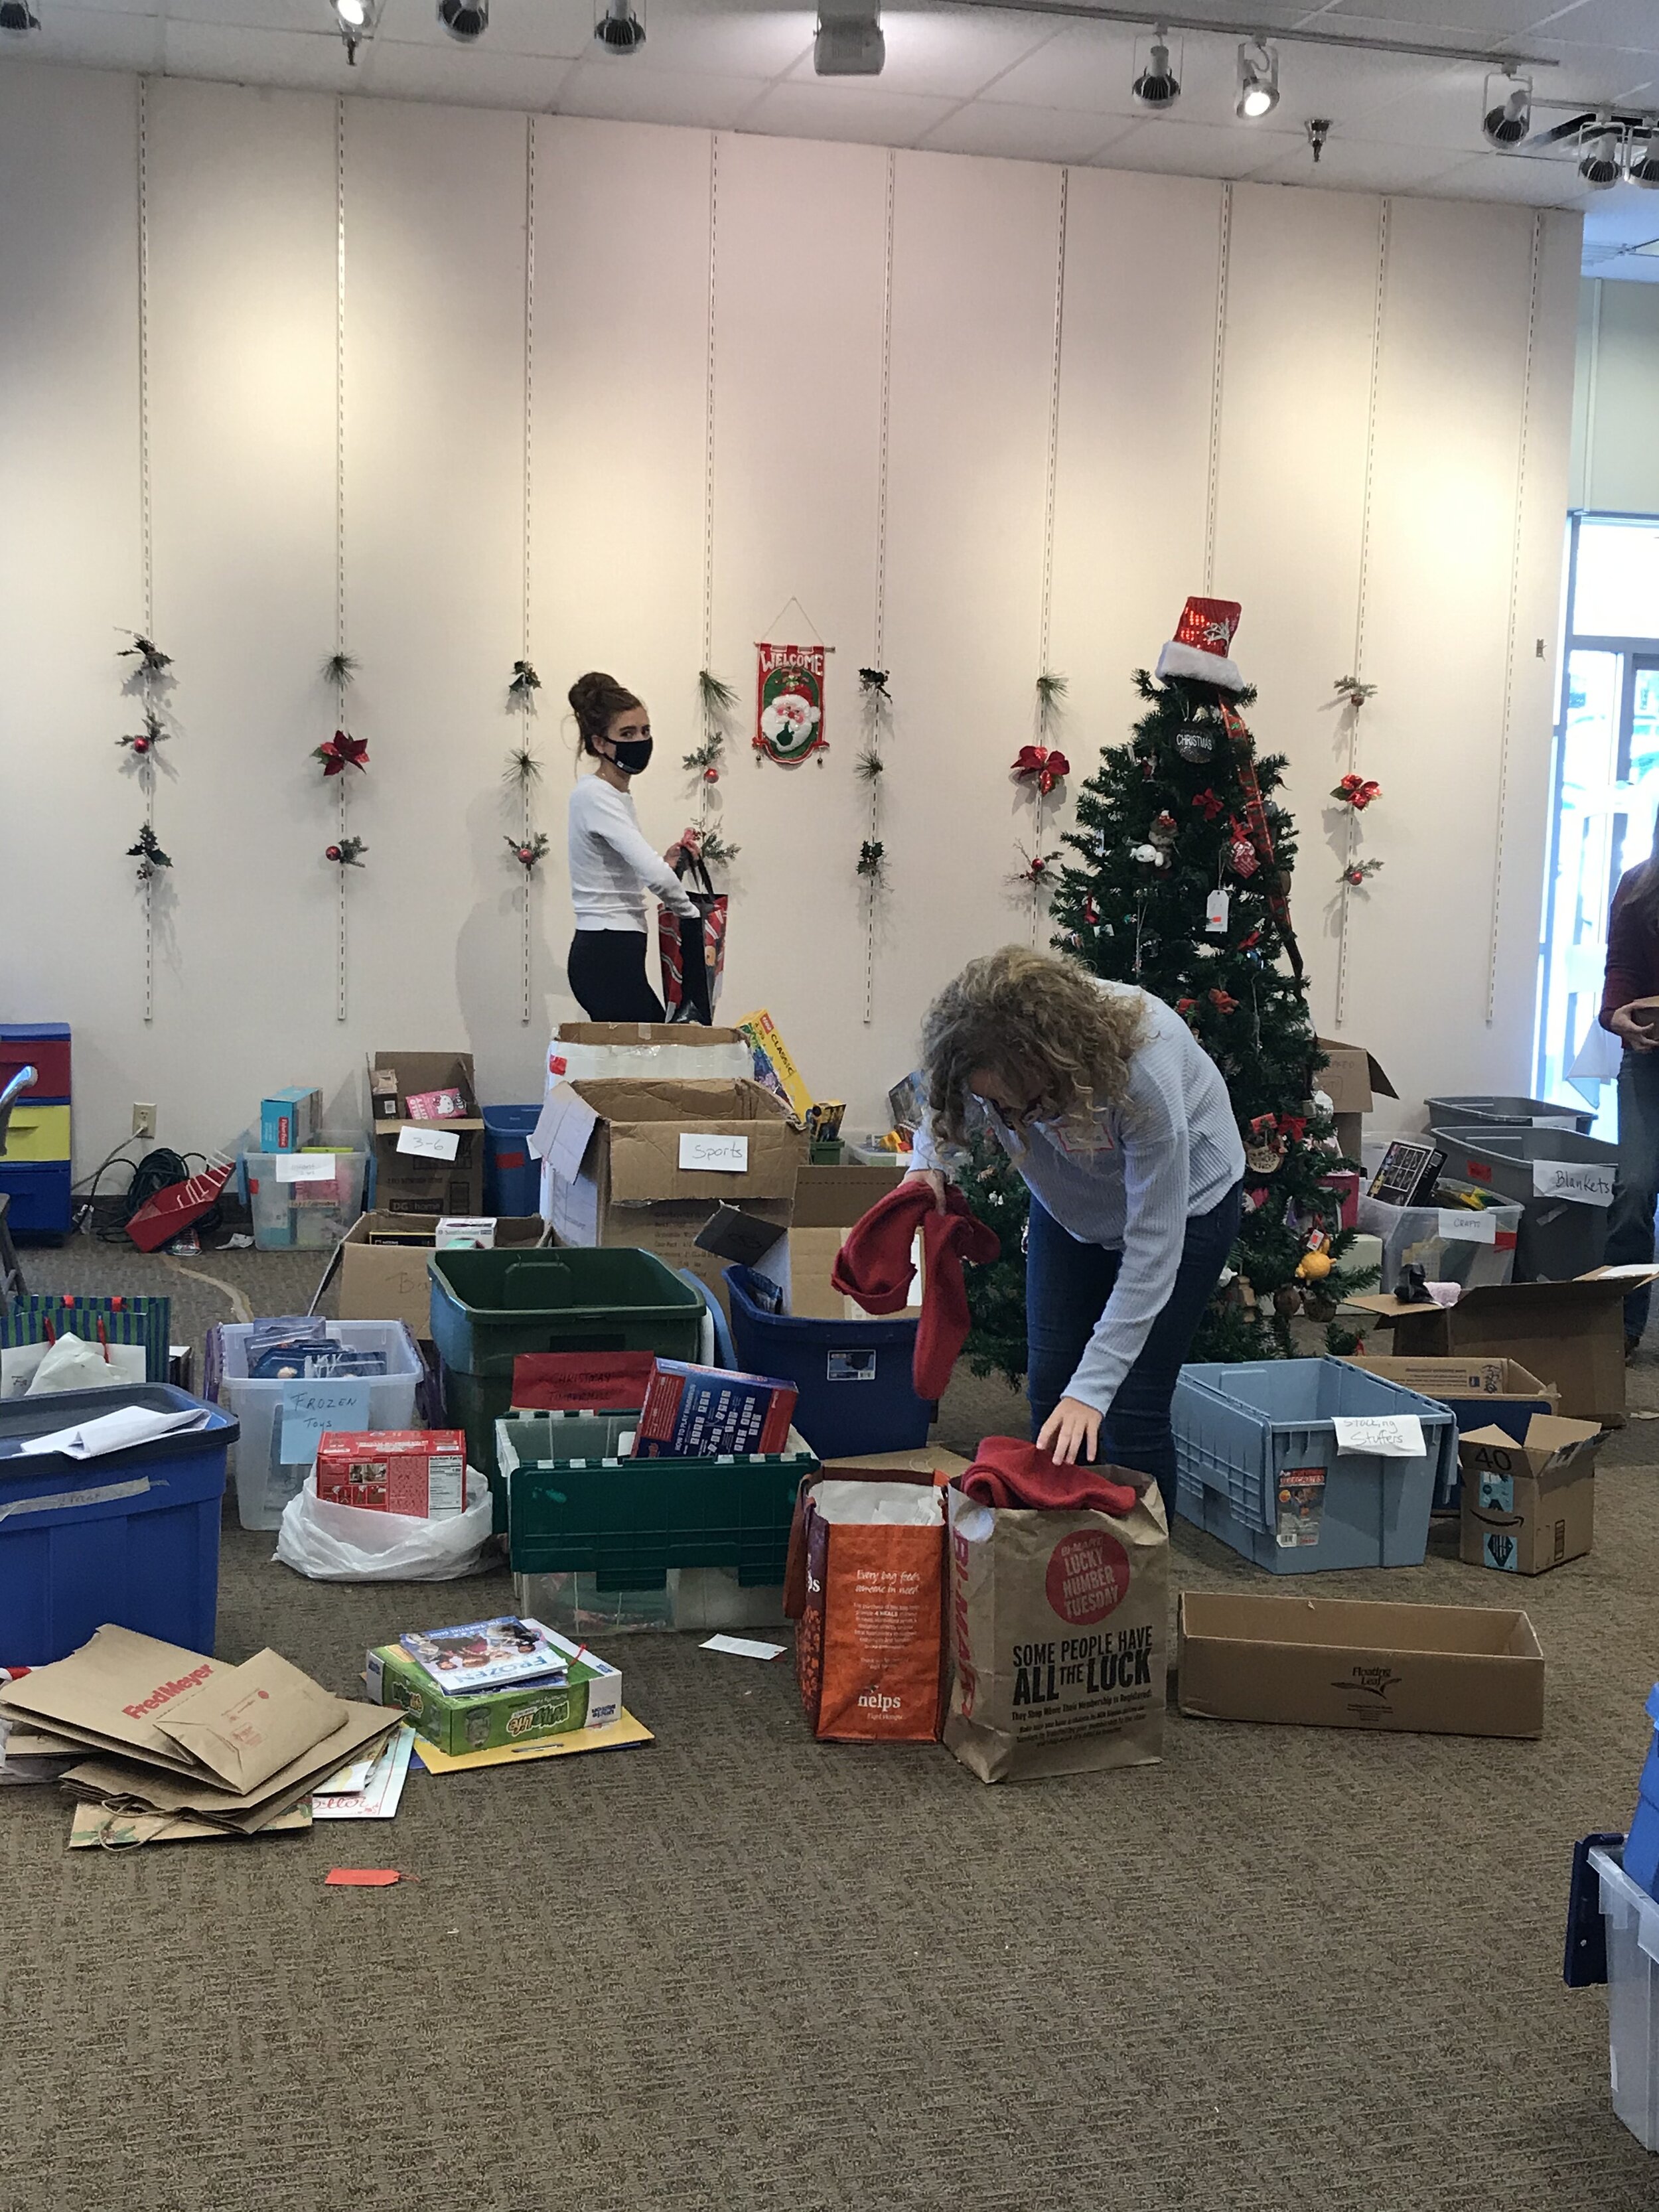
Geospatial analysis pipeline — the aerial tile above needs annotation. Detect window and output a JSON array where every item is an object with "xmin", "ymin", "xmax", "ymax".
[{"xmin": 1537, "ymin": 515, "xmax": 1659, "ymax": 1133}]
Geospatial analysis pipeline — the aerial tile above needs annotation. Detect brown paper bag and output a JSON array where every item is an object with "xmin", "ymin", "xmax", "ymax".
[
  {"xmin": 154, "ymin": 1649, "xmax": 345, "ymax": 1792},
  {"xmin": 944, "ymin": 1482, "xmax": 1168, "ymax": 1784},
  {"xmin": 786, "ymin": 1474, "xmax": 947, "ymax": 1743}
]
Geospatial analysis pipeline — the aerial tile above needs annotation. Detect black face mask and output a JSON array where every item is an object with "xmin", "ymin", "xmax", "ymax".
[{"xmin": 609, "ymin": 735, "xmax": 653, "ymax": 776}]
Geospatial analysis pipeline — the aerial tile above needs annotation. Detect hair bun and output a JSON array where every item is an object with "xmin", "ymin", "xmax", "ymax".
[
  {"xmin": 568, "ymin": 669, "xmax": 643, "ymax": 754},
  {"xmin": 567, "ymin": 670, "xmax": 618, "ymax": 718}
]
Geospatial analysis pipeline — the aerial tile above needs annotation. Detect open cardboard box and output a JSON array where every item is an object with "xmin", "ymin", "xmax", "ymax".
[
  {"xmin": 1177, "ymin": 1590, "xmax": 1544, "ymax": 1738},
  {"xmin": 1317, "ymin": 1035, "xmax": 1398, "ymax": 1160},
  {"xmin": 313, "ymin": 1210, "xmax": 549, "ymax": 1334},
  {"xmin": 532, "ymin": 1076, "xmax": 808, "ymax": 1314},
  {"xmin": 1340, "ymin": 1355, "xmax": 1558, "ymax": 1437},
  {"xmin": 545, "ymin": 1024, "xmax": 751, "ymax": 1087},
  {"xmin": 1342, "ymin": 1266, "xmax": 1659, "ymax": 1426},
  {"xmin": 1457, "ymin": 1413, "xmax": 1604, "ymax": 1577},
  {"xmin": 789, "ymin": 1159, "xmax": 909, "ymax": 1321},
  {"xmin": 366, "ymin": 1049, "xmax": 485, "ymax": 1216}
]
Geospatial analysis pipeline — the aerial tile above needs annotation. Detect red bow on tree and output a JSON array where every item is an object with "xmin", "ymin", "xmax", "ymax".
[
  {"xmin": 1279, "ymin": 1114, "xmax": 1307, "ymax": 1143},
  {"xmin": 1332, "ymin": 773, "xmax": 1380, "ymax": 810},
  {"xmin": 315, "ymin": 730, "xmax": 370, "ymax": 778},
  {"xmin": 1208, "ymin": 986, "xmax": 1239, "ymax": 1015},
  {"xmin": 1011, "ymin": 744, "xmax": 1070, "ymax": 795},
  {"xmin": 1191, "ymin": 787, "xmax": 1224, "ymax": 822}
]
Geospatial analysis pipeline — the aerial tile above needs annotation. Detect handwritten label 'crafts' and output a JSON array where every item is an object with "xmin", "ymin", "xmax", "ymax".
[
  {"xmin": 1532, "ymin": 1159, "xmax": 1615, "ymax": 1208},
  {"xmin": 397, "ymin": 1126, "xmax": 461, "ymax": 1163},
  {"xmin": 1436, "ymin": 1209, "xmax": 1497, "ymax": 1245},
  {"xmin": 1332, "ymin": 1414, "xmax": 1425, "ymax": 1459},
  {"xmin": 273, "ymin": 1154, "xmax": 337, "ymax": 1184},
  {"xmin": 678, "ymin": 1132, "xmax": 749, "ymax": 1173},
  {"xmin": 279, "ymin": 1378, "xmax": 371, "ymax": 1466}
]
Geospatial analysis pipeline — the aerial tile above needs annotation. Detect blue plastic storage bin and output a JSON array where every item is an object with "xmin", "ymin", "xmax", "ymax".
[
  {"xmin": 1173, "ymin": 1357, "xmax": 1456, "ymax": 1574},
  {"xmin": 0, "ymin": 1161, "xmax": 72, "ymax": 1237},
  {"xmin": 1627, "ymin": 1685, "xmax": 1659, "ymax": 1900},
  {"xmin": 0, "ymin": 1384, "xmax": 237, "ymax": 1664},
  {"xmin": 483, "ymin": 1104, "xmax": 542, "ymax": 1218},
  {"xmin": 723, "ymin": 1263, "xmax": 932, "ymax": 1461}
]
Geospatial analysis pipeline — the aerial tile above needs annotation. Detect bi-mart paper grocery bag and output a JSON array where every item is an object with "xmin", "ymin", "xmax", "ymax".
[
  {"xmin": 944, "ymin": 1482, "xmax": 1168, "ymax": 1783},
  {"xmin": 784, "ymin": 1473, "xmax": 947, "ymax": 1742}
]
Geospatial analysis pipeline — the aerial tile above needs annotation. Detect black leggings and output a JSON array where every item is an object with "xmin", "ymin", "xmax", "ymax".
[{"xmin": 567, "ymin": 929, "xmax": 665, "ymax": 1022}]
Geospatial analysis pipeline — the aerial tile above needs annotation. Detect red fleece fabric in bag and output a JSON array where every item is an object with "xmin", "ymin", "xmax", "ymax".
[
  {"xmin": 831, "ymin": 1181, "xmax": 1000, "ymax": 1400},
  {"xmin": 960, "ymin": 1436, "xmax": 1139, "ymax": 1518}
]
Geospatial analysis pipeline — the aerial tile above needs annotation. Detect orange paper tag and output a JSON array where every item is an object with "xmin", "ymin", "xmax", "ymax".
[{"xmin": 325, "ymin": 1868, "xmax": 402, "ymax": 1887}]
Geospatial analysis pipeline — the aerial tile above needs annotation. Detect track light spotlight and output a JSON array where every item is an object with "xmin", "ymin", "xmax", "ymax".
[
  {"xmin": 328, "ymin": 0, "xmax": 381, "ymax": 64},
  {"xmin": 0, "ymin": 1, "xmax": 41, "ymax": 31},
  {"xmin": 593, "ymin": 0, "xmax": 646, "ymax": 53},
  {"xmin": 1132, "ymin": 27, "xmax": 1180, "ymax": 111},
  {"xmin": 1236, "ymin": 40, "xmax": 1278, "ymax": 121},
  {"xmin": 437, "ymin": 0, "xmax": 486, "ymax": 36},
  {"xmin": 1480, "ymin": 70, "xmax": 1531, "ymax": 149},
  {"xmin": 1630, "ymin": 132, "xmax": 1659, "ymax": 188},
  {"xmin": 1579, "ymin": 118, "xmax": 1621, "ymax": 190},
  {"xmin": 814, "ymin": 0, "xmax": 883, "ymax": 75}
]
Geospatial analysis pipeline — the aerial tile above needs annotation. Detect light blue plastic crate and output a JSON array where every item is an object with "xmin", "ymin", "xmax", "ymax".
[{"xmin": 1173, "ymin": 1357, "xmax": 1456, "ymax": 1574}]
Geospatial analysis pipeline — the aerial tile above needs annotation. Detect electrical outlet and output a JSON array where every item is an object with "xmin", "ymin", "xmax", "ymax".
[{"xmin": 132, "ymin": 1102, "xmax": 156, "ymax": 1140}]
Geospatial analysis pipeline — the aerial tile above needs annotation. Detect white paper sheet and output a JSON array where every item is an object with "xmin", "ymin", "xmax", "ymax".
[
  {"xmin": 701, "ymin": 1635, "xmax": 786, "ymax": 1660},
  {"xmin": 311, "ymin": 1724, "xmax": 415, "ymax": 1819},
  {"xmin": 13, "ymin": 1405, "xmax": 212, "ymax": 1459},
  {"xmin": 1332, "ymin": 1414, "xmax": 1425, "ymax": 1459}
]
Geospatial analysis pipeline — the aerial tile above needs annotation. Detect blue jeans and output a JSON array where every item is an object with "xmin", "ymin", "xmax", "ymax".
[
  {"xmin": 1025, "ymin": 1179, "xmax": 1244, "ymax": 1523},
  {"xmin": 1608, "ymin": 1049, "xmax": 1659, "ymax": 1340}
]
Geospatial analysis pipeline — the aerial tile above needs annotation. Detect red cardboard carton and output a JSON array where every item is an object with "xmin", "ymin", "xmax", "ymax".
[{"xmin": 315, "ymin": 1430, "xmax": 467, "ymax": 1518}]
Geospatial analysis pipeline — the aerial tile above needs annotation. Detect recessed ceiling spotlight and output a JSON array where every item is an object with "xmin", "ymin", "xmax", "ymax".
[
  {"xmin": 1236, "ymin": 39, "xmax": 1278, "ymax": 121},
  {"xmin": 1132, "ymin": 26, "xmax": 1180, "ymax": 111},
  {"xmin": 593, "ymin": 0, "xmax": 646, "ymax": 53},
  {"xmin": 1481, "ymin": 70, "xmax": 1531, "ymax": 149},
  {"xmin": 1579, "ymin": 117, "xmax": 1622, "ymax": 190},
  {"xmin": 814, "ymin": 0, "xmax": 883, "ymax": 76},
  {"xmin": 0, "ymin": 0, "xmax": 41, "ymax": 31}
]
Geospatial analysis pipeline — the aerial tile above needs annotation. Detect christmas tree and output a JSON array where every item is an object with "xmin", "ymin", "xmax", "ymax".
[{"xmin": 963, "ymin": 598, "xmax": 1372, "ymax": 1375}]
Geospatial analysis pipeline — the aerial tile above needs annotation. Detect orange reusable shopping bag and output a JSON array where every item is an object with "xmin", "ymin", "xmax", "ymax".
[{"xmin": 784, "ymin": 1472, "xmax": 947, "ymax": 1743}]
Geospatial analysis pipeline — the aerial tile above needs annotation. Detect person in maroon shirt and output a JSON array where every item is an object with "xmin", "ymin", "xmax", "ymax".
[{"xmin": 1600, "ymin": 846, "xmax": 1659, "ymax": 1349}]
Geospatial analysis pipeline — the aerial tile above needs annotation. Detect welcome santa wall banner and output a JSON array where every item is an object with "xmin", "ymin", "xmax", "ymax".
[{"xmin": 754, "ymin": 642, "xmax": 828, "ymax": 766}]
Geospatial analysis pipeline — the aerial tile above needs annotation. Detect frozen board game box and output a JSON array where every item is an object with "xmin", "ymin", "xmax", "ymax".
[{"xmin": 366, "ymin": 1626, "xmax": 621, "ymax": 1755}]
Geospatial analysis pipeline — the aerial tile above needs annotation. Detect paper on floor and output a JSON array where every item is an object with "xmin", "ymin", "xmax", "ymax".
[
  {"xmin": 701, "ymin": 1634, "xmax": 786, "ymax": 1660},
  {"xmin": 409, "ymin": 1708, "xmax": 653, "ymax": 1773},
  {"xmin": 311, "ymin": 1724, "xmax": 415, "ymax": 1820}
]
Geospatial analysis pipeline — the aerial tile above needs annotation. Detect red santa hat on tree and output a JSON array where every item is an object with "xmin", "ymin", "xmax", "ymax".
[{"xmin": 1155, "ymin": 595, "xmax": 1244, "ymax": 693}]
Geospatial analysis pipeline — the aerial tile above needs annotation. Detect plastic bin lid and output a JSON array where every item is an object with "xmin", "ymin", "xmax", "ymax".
[{"xmin": 0, "ymin": 1384, "xmax": 238, "ymax": 1467}]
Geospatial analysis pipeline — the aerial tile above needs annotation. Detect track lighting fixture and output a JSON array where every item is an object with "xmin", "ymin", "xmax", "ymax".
[
  {"xmin": 814, "ymin": 0, "xmax": 884, "ymax": 75},
  {"xmin": 593, "ymin": 0, "xmax": 646, "ymax": 53},
  {"xmin": 1630, "ymin": 132, "xmax": 1659, "ymax": 188},
  {"xmin": 0, "ymin": 0, "xmax": 40, "ymax": 31},
  {"xmin": 437, "ymin": 0, "xmax": 487, "ymax": 39},
  {"xmin": 328, "ymin": 0, "xmax": 381, "ymax": 64},
  {"xmin": 1579, "ymin": 117, "xmax": 1621, "ymax": 189},
  {"xmin": 1235, "ymin": 39, "xmax": 1278, "ymax": 121},
  {"xmin": 1481, "ymin": 71, "xmax": 1531, "ymax": 149},
  {"xmin": 1131, "ymin": 26, "xmax": 1180, "ymax": 111}
]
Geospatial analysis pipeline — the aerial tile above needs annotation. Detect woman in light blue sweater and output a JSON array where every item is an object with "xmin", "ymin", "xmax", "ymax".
[{"xmin": 908, "ymin": 945, "xmax": 1244, "ymax": 1517}]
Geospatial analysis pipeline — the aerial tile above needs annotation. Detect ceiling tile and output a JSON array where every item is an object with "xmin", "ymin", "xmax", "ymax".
[
  {"xmin": 738, "ymin": 76, "xmax": 958, "ymax": 143},
  {"xmin": 1431, "ymin": 145, "xmax": 1593, "ymax": 197},
  {"xmin": 1528, "ymin": 0, "xmax": 1659, "ymax": 52},
  {"xmin": 918, "ymin": 100, "xmax": 1135, "ymax": 161},
  {"xmin": 555, "ymin": 56, "xmax": 767, "ymax": 123},
  {"xmin": 626, "ymin": 6, "xmax": 814, "ymax": 81},
  {"xmin": 1309, "ymin": 0, "xmax": 1577, "ymax": 35},
  {"xmin": 20, "ymin": 2, "xmax": 159, "ymax": 62},
  {"xmin": 1098, "ymin": 113, "xmax": 1308, "ymax": 178},
  {"xmin": 358, "ymin": 39, "xmax": 576, "ymax": 102},
  {"xmin": 364, "ymin": 0, "xmax": 589, "ymax": 56},
  {"xmin": 162, "ymin": 17, "xmax": 362, "ymax": 88},
  {"xmin": 1246, "ymin": 130, "xmax": 1468, "ymax": 187}
]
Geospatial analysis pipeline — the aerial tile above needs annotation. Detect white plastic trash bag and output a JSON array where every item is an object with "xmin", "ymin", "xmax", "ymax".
[{"xmin": 275, "ymin": 1467, "xmax": 494, "ymax": 1582}]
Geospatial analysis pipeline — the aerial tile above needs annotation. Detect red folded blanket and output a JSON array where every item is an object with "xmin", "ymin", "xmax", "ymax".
[
  {"xmin": 960, "ymin": 1436, "xmax": 1140, "ymax": 1517},
  {"xmin": 831, "ymin": 1180, "xmax": 1000, "ymax": 1400}
]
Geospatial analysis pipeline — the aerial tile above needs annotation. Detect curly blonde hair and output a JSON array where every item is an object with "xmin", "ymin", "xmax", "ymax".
[{"xmin": 920, "ymin": 946, "xmax": 1149, "ymax": 1147}]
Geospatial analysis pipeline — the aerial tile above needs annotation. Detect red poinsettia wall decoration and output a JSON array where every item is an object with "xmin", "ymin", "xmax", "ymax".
[{"xmin": 1011, "ymin": 744, "xmax": 1070, "ymax": 796}]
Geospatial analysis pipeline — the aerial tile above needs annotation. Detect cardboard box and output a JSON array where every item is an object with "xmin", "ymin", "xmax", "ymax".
[
  {"xmin": 735, "ymin": 1009, "xmax": 814, "ymax": 1124},
  {"xmin": 368, "ymin": 1049, "xmax": 485, "ymax": 1215},
  {"xmin": 366, "ymin": 1629, "xmax": 621, "ymax": 1756},
  {"xmin": 547, "ymin": 1023, "xmax": 751, "ymax": 1086},
  {"xmin": 315, "ymin": 1430, "xmax": 467, "ymax": 1518},
  {"xmin": 1317, "ymin": 1035, "xmax": 1398, "ymax": 1159},
  {"xmin": 1458, "ymin": 1414, "xmax": 1603, "ymax": 1576},
  {"xmin": 259, "ymin": 1086, "xmax": 321, "ymax": 1153},
  {"xmin": 1344, "ymin": 1269, "xmax": 1659, "ymax": 1425},
  {"xmin": 787, "ymin": 1160, "xmax": 908, "ymax": 1321},
  {"xmin": 1177, "ymin": 1590, "xmax": 1545, "ymax": 1738},
  {"xmin": 319, "ymin": 1211, "xmax": 547, "ymax": 1335},
  {"xmin": 634, "ymin": 1357, "xmax": 797, "ymax": 1457},
  {"xmin": 533, "ymin": 1076, "xmax": 808, "ymax": 1311},
  {"xmin": 1341, "ymin": 1356, "xmax": 1559, "ymax": 1436}
]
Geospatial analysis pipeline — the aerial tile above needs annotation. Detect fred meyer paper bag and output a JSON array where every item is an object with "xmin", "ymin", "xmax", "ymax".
[{"xmin": 944, "ymin": 1484, "xmax": 1168, "ymax": 1783}]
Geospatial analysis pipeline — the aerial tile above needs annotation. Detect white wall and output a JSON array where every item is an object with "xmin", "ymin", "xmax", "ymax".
[
  {"xmin": 0, "ymin": 59, "xmax": 1580, "ymax": 1170},
  {"xmin": 1571, "ymin": 277, "xmax": 1659, "ymax": 517}
]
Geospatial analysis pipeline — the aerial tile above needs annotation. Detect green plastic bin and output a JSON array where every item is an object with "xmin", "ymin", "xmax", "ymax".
[
  {"xmin": 427, "ymin": 1247, "xmax": 704, "ymax": 1526},
  {"xmin": 498, "ymin": 1410, "xmax": 818, "ymax": 1591}
]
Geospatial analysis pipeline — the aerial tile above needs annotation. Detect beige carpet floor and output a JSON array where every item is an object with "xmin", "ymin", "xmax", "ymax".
[{"xmin": 3, "ymin": 1240, "xmax": 1658, "ymax": 2211}]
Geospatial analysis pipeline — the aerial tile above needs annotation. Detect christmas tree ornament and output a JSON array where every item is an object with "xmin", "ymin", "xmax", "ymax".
[
  {"xmin": 1155, "ymin": 596, "xmax": 1244, "ymax": 693},
  {"xmin": 1332, "ymin": 773, "xmax": 1381, "ymax": 810},
  {"xmin": 1208, "ymin": 986, "xmax": 1238, "ymax": 1014},
  {"xmin": 1150, "ymin": 810, "xmax": 1178, "ymax": 844},
  {"xmin": 507, "ymin": 658, "xmax": 541, "ymax": 711},
  {"xmin": 315, "ymin": 730, "xmax": 369, "ymax": 778},
  {"xmin": 1011, "ymin": 743, "xmax": 1070, "ymax": 795},
  {"xmin": 1273, "ymin": 1285, "xmax": 1302, "ymax": 1318},
  {"xmin": 703, "ymin": 767, "xmax": 719, "ymax": 784},
  {"xmin": 118, "ymin": 631, "xmax": 172, "ymax": 676},
  {"xmin": 1296, "ymin": 1247, "xmax": 1333, "ymax": 1282},
  {"xmin": 325, "ymin": 836, "xmax": 368, "ymax": 867},
  {"xmin": 1131, "ymin": 842, "xmax": 1169, "ymax": 869},
  {"xmin": 1227, "ymin": 820, "xmax": 1260, "ymax": 879},
  {"xmin": 117, "ymin": 711, "xmax": 167, "ymax": 757},
  {"xmin": 505, "ymin": 831, "xmax": 549, "ymax": 872},
  {"xmin": 127, "ymin": 824, "xmax": 171, "ymax": 879},
  {"xmin": 1175, "ymin": 717, "xmax": 1216, "ymax": 763},
  {"xmin": 1082, "ymin": 897, "xmax": 1098, "ymax": 925},
  {"xmin": 1190, "ymin": 787, "xmax": 1223, "ymax": 822},
  {"xmin": 1340, "ymin": 857, "xmax": 1383, "ymax": 887},
  {"xmin": 1012, "ymin": 846, "xmax": 1062, "ymax": 886}
]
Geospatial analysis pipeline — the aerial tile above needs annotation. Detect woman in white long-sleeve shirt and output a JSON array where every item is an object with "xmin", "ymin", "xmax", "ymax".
[
  {"xmin": 908, "ymin": 945, "xmax": 1244, "ymax": 1516},
  {"xmin": 565, "ymin": 670, "xmax": 699, "ymax": 1021}
]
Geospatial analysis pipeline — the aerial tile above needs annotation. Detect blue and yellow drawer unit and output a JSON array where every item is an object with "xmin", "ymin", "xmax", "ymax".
[{"xmin": 0, "ymin": 1023, "xmax": 72, "ymax": 1236}]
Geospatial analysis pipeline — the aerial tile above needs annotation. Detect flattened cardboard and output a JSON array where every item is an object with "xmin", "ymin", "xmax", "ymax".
[
  {"xmin": 1344, "ymin": 1270, "xmax": 1659, "ymax": 1424},
  {"xmin": 0, "ymin": 1624, "xmax": 232, "ymax": 1772},
  {"xmin": 1457, "ymin": 1414, "xmax": 1602, "ymax": 1576},
  {"xmin": 1177, "ymin": 1589, "xmax": 1544, "ymax": 1738},
  {"xmin": 320, "ymin": 1211, "xmax": 546, "ymax": 1331},
  {"xmin": 155, "ymin": 1649, "xmax": 345, "ymax": 1792},
  {"xmin": 60, "ymin": 1702, "xmax": 401, "ymax": 1833}
]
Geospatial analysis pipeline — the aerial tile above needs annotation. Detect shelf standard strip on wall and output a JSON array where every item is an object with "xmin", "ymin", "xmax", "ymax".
[
  {"xmin": 863, "ymin": 145, "xmax": 897, "ymax": 1029},
  {"xmin": 137, "ymin": 75, "xmax": 156, "ymax": 1027},
  {"xmin": 1031, "ymin": 165, "xmax": 1070, "ymax": 948},
  {"xmin": 519, "ymin": 112, "xmax": 538, "ymax": 1028},
  {"xmin": 1334, "ymin": 196, "xmax": 1391, "ymax": 1034},
  {"xmin": 1202, "ymin": 182, "xmax": 1232, "ymax": 597},
  {"xmin": 334, "ymin": 93, "xmax": 350, "ymax": 1025},
  {"xmin": 1486, "ymin": 210, "xmax": 1545, "ymax": 1029}
]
